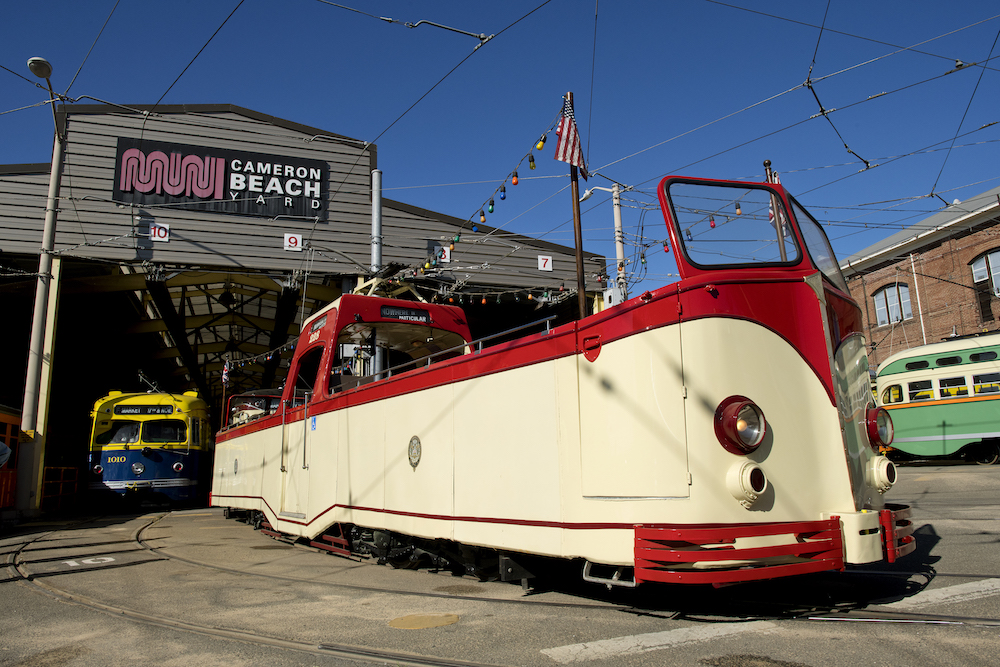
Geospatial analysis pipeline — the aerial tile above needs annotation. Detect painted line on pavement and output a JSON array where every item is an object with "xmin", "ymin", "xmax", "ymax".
[
  {"xmin": 540, "ymin": 621, "xmax": 776, "ymax": 664},
  {"xmin": 879, "ymin": 578, "xmax": 1000, "ymax": 610}
]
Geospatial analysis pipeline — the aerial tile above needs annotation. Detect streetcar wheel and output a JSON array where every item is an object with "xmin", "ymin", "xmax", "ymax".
[{"xmin": 973, "ymin": 442, "xmax": 1000, "ymax": 465}]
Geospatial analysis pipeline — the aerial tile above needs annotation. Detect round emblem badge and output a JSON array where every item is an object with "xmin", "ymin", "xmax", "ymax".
[{"xmin": 408, "ymin": 436, "xmax": 422, "ymax": 468}]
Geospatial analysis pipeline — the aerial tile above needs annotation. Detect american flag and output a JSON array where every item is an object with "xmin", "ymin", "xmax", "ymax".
[
  {"xmin": 222, "ymin": 360, "xmax": 230, "ymax": 386},
  {"xmin": 554, "ymin": 96, "xmax": 588, "ymax": 180}
]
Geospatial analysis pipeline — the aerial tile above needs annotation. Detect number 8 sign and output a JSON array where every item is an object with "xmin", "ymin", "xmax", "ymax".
[{"xmin": 284, "ymin": 233, "xmax": 303, "ymax": 252}]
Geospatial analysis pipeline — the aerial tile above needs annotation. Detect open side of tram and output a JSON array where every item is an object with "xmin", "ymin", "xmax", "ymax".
[
  {"xmin": 212, "ymin": 175, "xmax": 914, "ymax": 587},
  {"xmin": 876, "ymin": 332, "xmax": 1000, "ymax": 464},
  {"xmin": 88, "ymin": 390, "xmax": 212, "ymax": 504}
]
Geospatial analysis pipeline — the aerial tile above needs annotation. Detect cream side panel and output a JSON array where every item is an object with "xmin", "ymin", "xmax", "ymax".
[
  {"xmin": 304, "ymin": 409, "xmax": 342, "ymax": 539},
  {"xmin": 454, "ymin": 363, "xmax": 563, "ymax": 553},
  {"xmin": 344, "ymin": 400, "xmax": 386, "ymax": 516},
  {"xmin": 212, "ymin": 425, "xmax": 282, "ymax": 517},
  {"xmin": 579, "ymin": 325, "xmax": 688, "ymax": 498},
  {"xmin": 680, "ymin": 317, "xmax": 857, "ymax": 520},
  {"xmin": 383, "ymin": 384, "xmax": 455, "ymax": 540}
]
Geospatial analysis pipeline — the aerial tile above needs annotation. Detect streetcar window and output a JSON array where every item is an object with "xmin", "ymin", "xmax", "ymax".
[
  {"xmin": 907, "ymin": 380, "xmax": 934, "ymax": 402},
  {"xmin": 970, "ymin": 351, "xmax": 998, "ymax": 362},
  {"xmin": 905, "ymin": 360, "xmax": 929, "ymax": 371},
  {"xmin": 936, "ymin": 356, "xmax": 962, "ymax": 367},
  {"xmin": 96, "ymin": 421, "xmax": 140, "ymax": 445},
  {"xmin": 143, "ymin": 420, "xmax": 187, "ymax": 444},
  {"xmin": 292, "ymin": 346, "xmax": 325, "ymax": 397},
  {"xmin": 938, "ymin": 376, "xmax": 969, "ymax": 398},
  {"xmin": 881, "ymin": 384, "xmax": 903, "ymax": 404},
  {"xmin": 973, "ymin": 372, "xmax": 1000, "ymax": 394}
]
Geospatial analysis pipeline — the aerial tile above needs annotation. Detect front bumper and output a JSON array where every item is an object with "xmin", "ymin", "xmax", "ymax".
[{"xmin": 634, "ymin": 504, "xmax": 914, "ymax": 585}]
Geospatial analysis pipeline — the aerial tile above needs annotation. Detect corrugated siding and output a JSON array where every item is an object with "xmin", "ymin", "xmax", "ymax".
[{"xmin": 0, "ymin": 107, "xmax": 602, "ymax": 289}]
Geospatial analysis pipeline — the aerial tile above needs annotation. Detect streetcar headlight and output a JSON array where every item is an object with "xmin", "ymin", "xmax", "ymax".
[
  {"xmin": 867, "ymin": 455, "xmax": 896, "ymax": 494},
  {"xmin": 131, "ymin": 462, "xmax": 145, "ymax": 475},
  {"xmin": 726, "ymin": 460, "xmax": 768, "ymax": 508},
  {"xmin": 866, "ymin": 406, "xmax": 894, "ymax": 448},
  {"xmin": 172, "ymin": 461, "xmax": 184, "ymax": 473},
  {"xmin": 714, "ymin": 396, "xmax": 767, "ymax": 455}
]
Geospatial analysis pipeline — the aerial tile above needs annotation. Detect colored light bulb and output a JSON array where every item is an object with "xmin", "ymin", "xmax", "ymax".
[
  {"xmin": 685, "ymin": 229, "xmax": 693, "ymax": 241},
  {"xmin": 536, "ymin": 135, "xmax": 546, "ymax": 151},
  {"xmin": 529, "ymin": 154, "xmax": 536, "ymax": 170},
  {"xmin": 499, "ymin": 185, "xmax": 506, "ymax": 200},
  {"xmin": 710, "ymin": 216, "xmax": 716, "ymax": 228},
  {"xmin": 488, "ymin": 199, "xmax": 494, "ymax": 214},
  {"xmin": 472, "ymin": 224, "xmax": 478, "ymax": 232},
  {"xmin": 481, "ymin": 296, "xmax": 487, "ymax": 305},
  {"xmin": 512, "ymin": 171, "xmax": 519, "ymax": 185},
  {"xmin": 663, "ymin": 243, "xmax": 669, "ymax": 253},
  {"xmin": 735, "ymin": 202, "xmax": 742, "ymax": 215},
  {"xmin": 479, "ymin": 210, "xmax": 486, "ymax": 223}
]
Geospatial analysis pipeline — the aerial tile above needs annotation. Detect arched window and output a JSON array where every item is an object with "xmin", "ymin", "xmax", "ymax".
[
  {"xmin": 873, "ymin": 283, "xmax": 912, "ymax": 326},
  {"xmin": 971, "ymin": 251, "xmax": 1000, "ymax": 293}
]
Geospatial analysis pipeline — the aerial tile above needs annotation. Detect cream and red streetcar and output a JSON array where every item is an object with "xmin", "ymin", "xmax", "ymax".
[{"xmin": 212, "ymin": 175, "xmax": 913, "ymax": 587}]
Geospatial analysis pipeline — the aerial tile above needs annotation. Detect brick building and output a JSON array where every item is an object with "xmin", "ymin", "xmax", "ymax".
[{"xmin": 840, "ymin": 185, "xmax": 1000, "ymax": 369}]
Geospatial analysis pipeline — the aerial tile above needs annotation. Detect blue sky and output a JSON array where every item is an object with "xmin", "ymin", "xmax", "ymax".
[{"xmin": 4, "ymin": 1, "xmax": 999, "ymax": 294}]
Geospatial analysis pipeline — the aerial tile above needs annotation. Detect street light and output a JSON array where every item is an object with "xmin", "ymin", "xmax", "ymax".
[
  {"xmin": 19, "ymin": 56, "xmax": 65, "ymax": 514},
  {"xmin": 580, "ymin": 183, "xmax": 627, "ymax": 300}
]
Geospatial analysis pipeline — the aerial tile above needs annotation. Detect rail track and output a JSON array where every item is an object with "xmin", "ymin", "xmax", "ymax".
[{"xmin": 4, "ymin": 511, "xmax": 1000, "ymax": 667}]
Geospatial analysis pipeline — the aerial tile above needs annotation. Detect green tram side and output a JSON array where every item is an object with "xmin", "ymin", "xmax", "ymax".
[
  {"xmin": 875, "ymin": 332, "xmax": 1000, "ymax": 464},
  {"xmin": 88, "ymin": 391, "xmax": 213, "ymax": 504}
]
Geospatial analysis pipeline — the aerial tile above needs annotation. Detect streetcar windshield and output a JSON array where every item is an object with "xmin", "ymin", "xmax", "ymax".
[
  {"xmin": 790, "ymin": 197, "xmax": 849, "ymax": 293},
  {"xmin": 665, "ymin": 181, "xmax": 800, "ymax": 268},
  {"xmin": 95, "ymin": 420, "xmax": 140, "ymax": 445},
  {"xmin": 142, "ymin": 420, "xmax": 188, "ymax": 444}
]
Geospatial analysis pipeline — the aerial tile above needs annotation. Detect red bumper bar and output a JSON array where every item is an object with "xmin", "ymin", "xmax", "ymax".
[
  {"xmin": 635, "ymin": 519, "xmax": 844, "ymax": 585},
  {"xmin": 879, "ymin": 503, "xmax": 915, "ymax": 563}
]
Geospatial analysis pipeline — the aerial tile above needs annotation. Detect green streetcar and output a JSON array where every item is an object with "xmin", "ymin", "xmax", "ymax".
[{"xmin": 875, "ymin": 332, "xmax": 1000, "ymax": 464}]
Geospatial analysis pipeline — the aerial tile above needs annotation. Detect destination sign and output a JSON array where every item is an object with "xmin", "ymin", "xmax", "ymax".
[
  {"xmin": 380, "ymin": 306, "xmax": 430, "ymax": 323},
  {"xmin": 113, "ymin": 405, "xmax": 174, "ymax": 415}
]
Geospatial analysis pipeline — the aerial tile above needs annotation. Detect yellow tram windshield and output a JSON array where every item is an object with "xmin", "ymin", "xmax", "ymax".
[{"xmin": 90, "ymin": 391, "xmax": 209, "ymax": 451}]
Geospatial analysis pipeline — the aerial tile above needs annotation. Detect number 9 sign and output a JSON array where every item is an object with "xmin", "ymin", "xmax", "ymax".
[{"xmin": 284, "ymin": 233, "xmax": 303, "ymax": 252}]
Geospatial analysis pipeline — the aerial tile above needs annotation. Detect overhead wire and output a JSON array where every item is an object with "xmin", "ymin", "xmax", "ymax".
[{"xmin": 62, "ymin": 0, "xmax": 121, "ymax": 96}]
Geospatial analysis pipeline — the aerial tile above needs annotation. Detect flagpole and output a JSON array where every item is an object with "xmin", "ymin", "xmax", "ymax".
[
  {"xmin": 566, "ymin": 92, "xmax": 588, "ymax": 320},
  {"xmin": 570, "ymin": 164, "xmax": 587, "ymax": 320}
]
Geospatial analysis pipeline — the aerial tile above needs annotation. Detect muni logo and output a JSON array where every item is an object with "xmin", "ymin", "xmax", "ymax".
[{"xmin": 119, "ymin": 147, "xmax": 225, "ymax": 200}]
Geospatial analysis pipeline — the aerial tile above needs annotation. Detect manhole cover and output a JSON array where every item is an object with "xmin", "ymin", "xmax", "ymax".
[{"xmin": 388, "ymin": 613, "xmax": 460, "ymax": 629}]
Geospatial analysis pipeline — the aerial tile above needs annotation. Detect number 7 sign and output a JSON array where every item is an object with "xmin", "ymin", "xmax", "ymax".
[{"xmin": 538, "ymin": 255, "xmax": 553, "ymax": 271}]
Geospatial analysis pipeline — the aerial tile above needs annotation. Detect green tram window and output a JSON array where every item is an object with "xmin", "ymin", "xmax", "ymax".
[
  {"xmin": 973, "ymin": 372, "xmax": 1000, "ymax": 394},
  {"xmin": 881, "ymin": 384, "xmax": 903, "ymax": 404},
  {"xmin": 905, "ymin": 360, "xmax": 929, "ymax": 371},
  {"xmin": 936, "ymin": 356, "xmax": 962, "ymax": 367},
  {"xmin": 971, "ymin": 351, "xmax": 998, "ymax": 363},
  {"xmin": 938, "ymin": 376, "xmax": 969, "ymax": 398},
  {"xmin": 908, "ymin": 380, "xmax": 934, "ymax": 402}
]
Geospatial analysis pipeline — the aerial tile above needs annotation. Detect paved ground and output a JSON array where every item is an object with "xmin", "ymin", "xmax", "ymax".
[{"xmin": 2, "ymin": 463, "xmax": 999, "ymax": 667}]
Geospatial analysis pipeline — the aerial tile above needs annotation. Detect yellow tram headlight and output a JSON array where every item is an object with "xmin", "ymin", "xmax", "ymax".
[
  {"xmin": 866, "ymin": 406, "xmax": 894, "ymax": 448},
  {"xmin": 714, "ymin": 396, "xmax": 767, "ymax": 455}
]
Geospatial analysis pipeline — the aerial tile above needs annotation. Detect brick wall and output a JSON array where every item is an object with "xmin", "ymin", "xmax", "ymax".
[{"xmin": 845, "ymin": 220, "xmax": 1000, "ymax": 369}]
